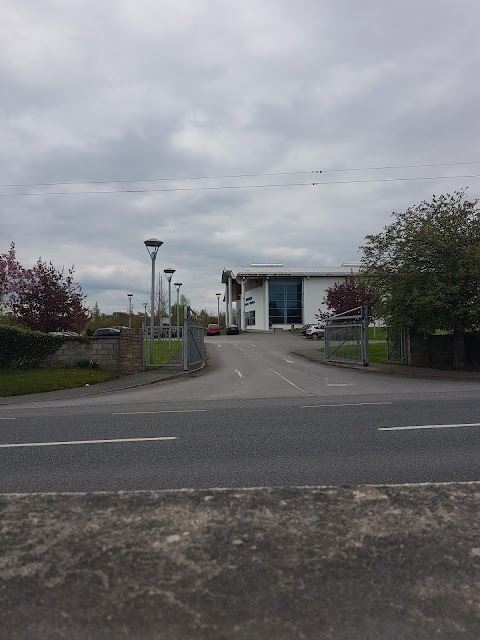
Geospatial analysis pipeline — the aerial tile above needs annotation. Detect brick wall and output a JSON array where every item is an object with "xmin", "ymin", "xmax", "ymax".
[{"xmin": 43, "ymin": 330, "xmax": 142, "ymax": 374}]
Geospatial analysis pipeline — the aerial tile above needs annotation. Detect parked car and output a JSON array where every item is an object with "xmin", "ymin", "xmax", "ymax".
[
  {"xmin": 48, "ymin": 330, "xmax": 80, "ymax": 337},
  {"xmin": 301, "ymin": 323, "xmax": 316, "ymax": 336},
  {"xmin": 94, "ymin": 327, "xmax": 121, "ymax": 337},
  {"xmin": 226, "ymin": 324, "xmax": 239, "ymax": 335},
  {"xmin": 206, "ymin": 323, "xmax": 221, "ymax": 336},
  {"xmin": 305, "ymin": 324, "xmax": 324, "ymax": 339}
]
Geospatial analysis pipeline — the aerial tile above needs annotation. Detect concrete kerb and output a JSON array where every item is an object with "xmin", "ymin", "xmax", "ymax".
[{"xmin": 291, "ymin": 348, "xmax": 480, "ymax": 381}]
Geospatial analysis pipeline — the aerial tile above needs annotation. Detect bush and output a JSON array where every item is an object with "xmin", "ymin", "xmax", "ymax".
[
  {"xmin": 0, "ymin": 324, "xmax": 63, "ymax": 368},
  {"xmin": 75, "ymin": 358, "xmax": 100, "ymax": 370}
]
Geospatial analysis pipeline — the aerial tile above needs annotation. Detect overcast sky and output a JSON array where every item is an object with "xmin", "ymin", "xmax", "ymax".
[{"xmin": 2, "ymin": 0, "xmax": 480, "ymax": 315}]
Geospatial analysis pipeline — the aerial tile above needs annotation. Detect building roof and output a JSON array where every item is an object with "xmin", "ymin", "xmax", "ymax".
[{"xmin": 222, "ymin": 266, "xmax": 359, "ymax": 282}]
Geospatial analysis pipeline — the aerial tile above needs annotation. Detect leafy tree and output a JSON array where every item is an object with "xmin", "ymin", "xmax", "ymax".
[
  {"xmin": 0, "ymin": 242, "xmax": 23, "ymax": 303},
  {"xmin": 90, "ymin": 301, "xmax": 101, "ymax": 323},
  {"xmin": 318, "ymin": 274, "xmax": 378, "ymax": 321},
  {"xmin": 11, "ymin": 259, "xmax": 89, "ymax": 333},
  {"xmin": 360, "ymin": 189, "xmax": 480, "ymax": 369}
]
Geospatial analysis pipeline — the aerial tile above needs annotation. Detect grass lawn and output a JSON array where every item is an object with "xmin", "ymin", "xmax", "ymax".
[
  {"xmin": 318, "ymin": 341, "xmax": 388, "ymax": 364},
  {"xmin": 368, "ymin": 326, "xmax": 386, "ymax": 340},
  {"xmin": 0, "ymin": 369, "xmax": 120, "ymax": 397},
  {"xmin": 143, "ymin": 339, "xmax": 183, "ymax": 365}
]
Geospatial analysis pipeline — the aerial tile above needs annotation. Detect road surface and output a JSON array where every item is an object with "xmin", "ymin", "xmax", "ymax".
[{"xmin": 1, "ymin": 332, "xmax": 479, "ymax": 492}]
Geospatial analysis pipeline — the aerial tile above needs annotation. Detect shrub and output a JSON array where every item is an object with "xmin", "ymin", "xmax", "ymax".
[
  {"xmin": 75, "ymin": 358, "xmax": 100, "ymax": 370},
  {"xmin": 0, "ymin": 324, "xmax": 63, "ymax": 368}
]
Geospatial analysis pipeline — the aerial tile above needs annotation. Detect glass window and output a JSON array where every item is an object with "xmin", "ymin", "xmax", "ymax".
[
  {"xmin": 268, "ymin": 278, "xmax": 302, "ymax": 325},
  {"xmin": 245, "ymin": 310, "xmax": 256, "ymax": 326}
]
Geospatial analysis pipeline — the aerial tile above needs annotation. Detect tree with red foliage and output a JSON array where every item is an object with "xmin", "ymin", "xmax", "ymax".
[
  {"xmin": 10, "ymin": 259, "xmax": 89, "ymax": 333},
  {"xmin": 0, "ymin": 242, "xmax": 23, "ymax": 300},
  {"xmin": 317, "ymin": 274, "xmax": 378, "ymax": 321}
]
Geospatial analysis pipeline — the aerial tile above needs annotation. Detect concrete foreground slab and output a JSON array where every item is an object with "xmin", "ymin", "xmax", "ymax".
[{"xmin": 1, "ymin": 483, "xmax": 479, "ymax": 639}]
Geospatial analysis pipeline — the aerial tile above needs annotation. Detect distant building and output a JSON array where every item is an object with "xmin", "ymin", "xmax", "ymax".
[{"xmin": 221, "ymin": 264, "xmax": 359, "ymax": 331}]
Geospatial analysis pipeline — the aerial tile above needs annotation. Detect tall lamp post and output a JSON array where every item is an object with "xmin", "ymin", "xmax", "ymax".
[
  {"xmin": 143, "ymin": 302, "xmax": 147, "ymax": 332},
  {"xmin": 144, "ymin": 238, "xmax": 163, "ymax": 363},
  {"xmin": 216, "ymin": 293, "xmax": 221, "ymax": 327},
  {"xmin": 164, "ymin": 268, "xmax": 176, "ymax": 347},
  {"xmin": 127, "ymin": 293, "xmax": 133, "ymax": 328},
  {"xmin": 174, "ymin": 282, "xmax": 182, "ymax": 340}
]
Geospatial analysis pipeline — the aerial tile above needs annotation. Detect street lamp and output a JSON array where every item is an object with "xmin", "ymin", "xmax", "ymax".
[
  {"xmin": 164, "ymin": 268, "xmax": 176, "ymax": 347},
  {"xmin": 144, "ymin": 238, "xmax": 163, "ymax": 363},
  {"xmin": 174, "ymin": 282, "xmax": 182, "ymax": 341},
  {"xmin": 216, "ymin": 293, "xmax": 221, "ymax": 327},
  {"xmin": 127, "ymin": 293, "xmax": 133, "ymax": 328},
  {"xmin": 143, "ymin": 302, "xmax": 147, "ymax": 332}
]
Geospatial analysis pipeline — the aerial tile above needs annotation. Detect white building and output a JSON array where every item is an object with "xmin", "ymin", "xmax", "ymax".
[{"xmin": 221, "ymin": 264, "xmax": 359, "ymax": 331}]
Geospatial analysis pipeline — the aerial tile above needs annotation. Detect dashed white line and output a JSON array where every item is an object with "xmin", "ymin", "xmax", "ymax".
[
  {"xmin": 269, "ymin": 368, "xmax": 311, "ymax": 395},
  {"xmin": 284, "ymin": 359, "xmax": 294, "ymax": 364},
  {"xmin": 234, "ymin": 369, "xmax": 243, "ymax": 378},
  {"xmin": 0, "ymin": 436, "xmax": 178, "ymax": 449},
  {"xmin": 113, "ymin": 410, "xmax": 206, "ymax": 415},
  {"xmin": 325, "ymin": 378, "xmax": 354, "ymax": 387},
  {"xmin": 379, "ymin": 422, "xmax": 480, "ymax": 432},
  {"xmin": 0, "ymin": 417, "xmax": 16, "ymax": 420},
  {"xmin": 302, "ymin": 402, "xmax": 392, "ymax": 408}
]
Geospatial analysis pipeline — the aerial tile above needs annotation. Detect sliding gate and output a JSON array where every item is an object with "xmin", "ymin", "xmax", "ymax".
[{"xmin": 324, "ymin": 305, "xmax": 369, "ymax": 366}]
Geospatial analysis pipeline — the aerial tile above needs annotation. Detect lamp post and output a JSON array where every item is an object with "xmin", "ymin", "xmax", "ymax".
[
  {"xmin": 164, "ymin": 268, "xmax": 176, "ymax": 348},
  {"xmin": 127, "ymin": 293, "xmax": 133, "ymax": 328},
  {"xmin": 216, "ymin": 293, "xmax": 221, "ymax": 327},
  {"xmin": 174, "ymin": 282, "xmax": 182, "ymax": 341},
  {"xmin": 143, "ymin": 302, "xmax": 147, "ymax": 332},
  {"xmin": 144, "ymin": 238, "xmax": 163, "ymax": 363}
]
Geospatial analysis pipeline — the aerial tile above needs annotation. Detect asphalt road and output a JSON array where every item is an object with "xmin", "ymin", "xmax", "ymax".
[{"xmin": 1, "ymin": 332, "xmax": 479, "ymax": 492}]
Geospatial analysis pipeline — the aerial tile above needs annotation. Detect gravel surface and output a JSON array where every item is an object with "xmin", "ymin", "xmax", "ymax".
[{"xmin": 1, "ymin": 483, "xmax": 479, "ymax": 639}]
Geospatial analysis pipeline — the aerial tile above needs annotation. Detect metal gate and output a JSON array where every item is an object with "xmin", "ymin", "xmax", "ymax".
[
  {"xmin": 143, "ymin": 325, "xmax": 183, "ymax": 369},
  {"xmin": 324, "ymin": 305, "xmax": 369, "ymax": 366},
  {"xmin": 182, "ymin": 319, "xmax": 204, "ymax": 371},
  {"xmin": 386, "ymin": 327, "xmax": 407, "ymax": 364}
]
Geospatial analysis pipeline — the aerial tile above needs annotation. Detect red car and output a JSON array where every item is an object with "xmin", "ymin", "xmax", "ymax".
[{"xmin": 206, "ymin": 323, "xmax": 221, "ymax": 336}]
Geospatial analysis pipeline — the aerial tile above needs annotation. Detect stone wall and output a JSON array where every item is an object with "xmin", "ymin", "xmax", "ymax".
[{"xmin": 43, "ymin": 330, "xmax": 142, "ymax": 374}]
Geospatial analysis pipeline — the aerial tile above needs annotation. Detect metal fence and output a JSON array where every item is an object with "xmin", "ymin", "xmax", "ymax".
[
  {"xmin": 182, "ymin": 320, "xmax": 204, "ymax": 371},
  {"xmin": 142, "ymin": 309, "xmax": 205, "ymax": 372},
  {"xmin": 386, "ymin": 327, "xmax": 407, "ymax": 364},
  {"xmin": 143, "ymin": 326, "xmax": 183, "ymax": 369},
  {"xmin": 324, "ymin": 305, "xmax": 369, "ymax": 366}
]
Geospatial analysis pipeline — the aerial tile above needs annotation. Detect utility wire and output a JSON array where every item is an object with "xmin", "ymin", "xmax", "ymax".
[
  {"xmin": 1, "ymin": 161, "xmax": 480, "ymax": 189},
  {"xmin": 1, "ymin": 173, "xmax": 480, "ymax": 197}
]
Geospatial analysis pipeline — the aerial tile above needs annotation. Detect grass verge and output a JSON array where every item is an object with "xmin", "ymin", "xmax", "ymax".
[
  {"xmin": 318, "ymin": 341, "xmax": 388, "ymax": 364},
  {"xmin": 0, "ymin": 369, "xmax": 120, "ymax": 397},
  {"xmin": 143, "ymin": 339, "xmax": 183, "ymax": 365}
]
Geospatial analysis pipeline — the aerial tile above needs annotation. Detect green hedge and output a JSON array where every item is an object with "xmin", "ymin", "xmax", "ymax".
[{"xmin": 0, "ymin": 325, "xmax": 64, "ymax": 368}]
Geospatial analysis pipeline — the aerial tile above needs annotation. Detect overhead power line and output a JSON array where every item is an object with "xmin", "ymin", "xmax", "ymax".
[
  {"xmin": 1, "ymin": 173, "xmax": 480, "ymax": 197},
  {"xmin": 1, "ymin": 160, "xmax": 480, "ymax": 189}
]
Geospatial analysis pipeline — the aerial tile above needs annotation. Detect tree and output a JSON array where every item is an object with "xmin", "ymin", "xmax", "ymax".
[
  {"xmin": 0, "ymin": 242, "xmax": 23, "ymax": 302},
  {"xmin": 360, "ymin": 189, "xmax": 480, "ymax": 369},
  {"xmin": 318, "ymin": 274, "xmax": 378, "ymax": 321},
  {"xmin": 11, "ymin": 259, "xmax": 89, "ymax": 333}
]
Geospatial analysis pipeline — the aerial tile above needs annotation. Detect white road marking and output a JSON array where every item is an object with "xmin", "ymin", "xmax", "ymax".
[
  {"xmin": 234, "ymin": 369, "xmax": 243, "ymax": 378},
  {"xmin": 325, "ymin": 378, "xmax": 354, "ymax": 387},
  {"xmin": 302, "ymin": 402, "xmax": 392, "ymax": 408},
  {"xmin": 379, "ymin": 422, "xmax": 480, "ymax": 432},
  {"xmin": 250, "ymin": 344, "xmax": 256, "ymax": 347},
  {"xmin": 217, "ymin": 344, "xmax": 222, "ymax": 347},
  {"xmin": 284, "ymin": 359, "xmax": 294, "ymax": 364},
  {"xmin": 0, "ymin": 418, "xmax": 16, "ymax": 420},
  {"xmin": 0, "ymin": 436, "xmax": 178, "ymax": 449},
  {"xmin": 269, "ymin": 368, "xmax": 311, "ymax": 395},
  {"xmin": 113, "ymin": 410, "xmax": 206, "ymax": 415}
]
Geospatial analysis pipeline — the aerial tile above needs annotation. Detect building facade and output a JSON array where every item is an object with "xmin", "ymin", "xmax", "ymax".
[{"xmin": 221, "ymin": 265, "xmax": 359, "ymax": 331}]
